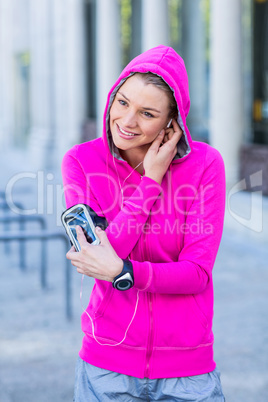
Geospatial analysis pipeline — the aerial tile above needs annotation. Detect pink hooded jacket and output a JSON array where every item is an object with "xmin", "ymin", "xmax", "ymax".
[{"xmin": 62, "ymin": 45, "xmax": 226, "ymax": 379}]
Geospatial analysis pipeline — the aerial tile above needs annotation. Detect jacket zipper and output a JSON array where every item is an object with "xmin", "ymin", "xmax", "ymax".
[{"xmin": 145, "ymin": 292, "xmax": 154, "ymax": 377}]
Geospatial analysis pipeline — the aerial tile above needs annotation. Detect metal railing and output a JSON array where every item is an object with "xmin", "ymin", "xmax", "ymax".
[
  {"xmin": 0, "ymin": 229, "xmax": 72, "ymax": 320},
  {"xmin": 0, "ymin": 215, "xmax": 47, "ymax": 275},
  {"xmin": 0, "ymin": 195, "xmax": 24, "ymax": 255},
  {"xmin": 0, "ymin": 192, "xmax": 72, "ymax": 319}
]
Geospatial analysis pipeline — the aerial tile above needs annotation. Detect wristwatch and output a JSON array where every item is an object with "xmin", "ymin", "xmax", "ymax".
[{"xmin": 112, "ymin": 259, "xmax": 134, "ymax": 291}]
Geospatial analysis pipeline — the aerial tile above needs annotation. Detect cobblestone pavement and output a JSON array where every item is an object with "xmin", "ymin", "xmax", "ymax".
[{"xmin": 0, "ymin": 158, "xmax": 267, "ymax": 401}]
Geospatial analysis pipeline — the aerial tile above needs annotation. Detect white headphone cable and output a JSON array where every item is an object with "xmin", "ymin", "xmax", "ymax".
[
  {"xmin": 80, "ymin": 275, "xmax": 140, "ymax": 347},
  {"xmin": 78, "ymin": 148, "xmax": 142, "ymax": 347}
]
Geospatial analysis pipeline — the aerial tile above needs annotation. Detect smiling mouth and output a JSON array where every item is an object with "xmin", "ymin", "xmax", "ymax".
[{"xmin": 117, "ymin": 124, "xmax": 139, "ymax": 137}]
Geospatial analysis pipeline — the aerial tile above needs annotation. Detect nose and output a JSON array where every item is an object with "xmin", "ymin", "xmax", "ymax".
[{"xmin": 121, "ymin": 110, "xmax": 137, "ymax": 128}]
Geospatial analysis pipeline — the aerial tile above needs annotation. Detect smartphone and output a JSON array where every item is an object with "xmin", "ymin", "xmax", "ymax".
[{"xmin": 61, "ymin": 204, "xmax": 101, "ymax": 251}]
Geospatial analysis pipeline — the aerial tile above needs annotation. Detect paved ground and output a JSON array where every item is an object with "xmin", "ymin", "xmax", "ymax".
[{"xmin": 0, "ymin": 154, "xmax": 267, "ymax": 401}]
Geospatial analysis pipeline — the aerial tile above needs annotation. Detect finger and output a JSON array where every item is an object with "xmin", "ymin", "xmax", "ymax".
[
  {"xmin": 66, "ymin": 251, "xmax": 81, "ymax": 262},
  {"xmin": 76, "ymin": 225, "xmax": 88, "ymax": 247},
  {"xmin": 164, "ymin": 128, "xmax": 174, "ymax": 141},
  {"xmin": 70, "ymin": 260, "xmax": 79, "ymax": 268},
  {"xmin": 161, "ymin": 129, "xmax": 177, "ymax": 146},
  {"xmin": 77, "ymin": 268, "xmax": 88, "ymax": 275},
  {"xmin": 76, "ymin": 268, "xmax": 103, "ymax": 280},
  {"xmin": 168, "ymin": 131, "xmax": 174, "ymax": 141},
  {"xmin": 149, "ymin": 129, "xmax": 165, "ymax": 150},
  {"xmin": 171, "ymin": 119, "xmax": 183, "ymax": 134},
  {"xmin": 162, "ymin": 133, "xmax": 169, "ymax": 143},
  {"xmin": 71, "ymin": 260, "xmax": 84, "ymax": 270},
  {"xmin": 95, "ymin": 226, "xmax": 108, "ymax": 245},
  {"xmin": 168, "ymin": 126, "xmax": 183, "ymax": 144},
  {"xmin": 76, "ymin": 267, "xmax": 89, "ymax": 276},
  {"xmin": 66, "ymin": 247, "xmax": 77, "ymax": 259}
]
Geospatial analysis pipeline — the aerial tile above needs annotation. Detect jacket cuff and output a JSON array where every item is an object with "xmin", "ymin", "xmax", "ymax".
[{"xmin": 131, "ymin": 260, "xmax": 152, "ymax": 291}]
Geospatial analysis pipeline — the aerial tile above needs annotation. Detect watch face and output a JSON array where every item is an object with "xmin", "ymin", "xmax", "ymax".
[
  {"xmin": 113, "ymin": 261, "xmax": 134, "ymax": 291},
  {"xmin": 116, "ymin": 279, "xmax": 132, "ymax": 291}
]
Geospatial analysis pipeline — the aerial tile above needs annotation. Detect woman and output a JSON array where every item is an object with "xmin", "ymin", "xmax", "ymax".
[{"xmin": 62, "ymin": 45, "xmax": 226, "ymax": 401}]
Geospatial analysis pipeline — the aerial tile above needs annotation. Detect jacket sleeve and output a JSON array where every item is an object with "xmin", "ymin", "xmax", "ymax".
[
  {"xmin": 131, "ymin": 150, "xmax": 226, "ymax": 295},
  {"xmin": 61, "ymin": 148, "xmax": 162, "ymax": 259}
]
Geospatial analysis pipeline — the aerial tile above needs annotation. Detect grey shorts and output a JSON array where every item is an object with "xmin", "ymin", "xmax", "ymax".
[{"xmin": 73, "ymin": 356, "xmax": 225, "ymax": 401}]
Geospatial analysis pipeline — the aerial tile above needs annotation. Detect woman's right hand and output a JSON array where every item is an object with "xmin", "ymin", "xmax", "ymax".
[{"xmin": 143, "ymin": 119, "xmax": 183, "ymax": 185}]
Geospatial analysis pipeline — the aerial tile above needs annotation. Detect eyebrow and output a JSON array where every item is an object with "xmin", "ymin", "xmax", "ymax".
[{"xmin": 117, "ymin": 91, "xmax": 161, "ymax": 113}]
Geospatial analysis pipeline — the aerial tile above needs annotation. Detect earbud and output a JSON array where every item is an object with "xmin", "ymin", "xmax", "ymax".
[{"xmin": 166, "ymin": 119, "xmax": 172, "ymax": 128}]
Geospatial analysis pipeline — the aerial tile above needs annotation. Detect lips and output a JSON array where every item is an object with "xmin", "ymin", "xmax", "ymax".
[{"xmin": 116, "ymin": 124, "xmax": 140, "ymax": 139}]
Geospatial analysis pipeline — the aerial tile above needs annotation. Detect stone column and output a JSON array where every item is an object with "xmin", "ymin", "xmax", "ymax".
[
  {"xmin": 0, "ymin": 0, "xmax": 15, "ymax": 150},
  {"xmin": 182, "ymin": 0, "xmax": 207, "ymax": 140},
  {"xmin": 210, "ymin": 0, "xmax": 244, "ymax": 184},
  {"xmin": 28, "ymin": 0, "xmax": 86, "ymax": 169},
  {"xmin": 28, "ymin": 0, "xmax": 52, "ymax": 169},
  {"xmin": 131, "ymin": 0, "xmax": 142, "ymax": 59},
  {"xmin": 141, "ymin": 0, "xmax": 169, "ymax": 52},
  {"xmin": 96, "ymin": 0, "xmax": 121, "ymax": 137},
  {"xmin": 54, "ymin": 0, "xmax": 87, "ymax": 164}
]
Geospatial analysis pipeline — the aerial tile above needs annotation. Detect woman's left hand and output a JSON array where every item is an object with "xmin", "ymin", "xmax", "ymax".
[
  {"xmin": 143, "ymin": 119, "xmax": 183, "ymax": 185},
  {"xmin": 66, "ymin": 226, "xmax": 123, "ymax": 282}
]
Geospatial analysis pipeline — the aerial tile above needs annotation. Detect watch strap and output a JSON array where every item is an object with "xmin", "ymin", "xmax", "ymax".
[{"xmin": 113, "ymin": 259, "xmax": 134, "ymax": 291}]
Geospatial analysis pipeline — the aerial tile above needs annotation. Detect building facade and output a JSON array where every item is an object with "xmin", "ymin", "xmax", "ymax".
[{"xmin": 0, "ymin": 0, "xmax": 267, "ymax": 191}]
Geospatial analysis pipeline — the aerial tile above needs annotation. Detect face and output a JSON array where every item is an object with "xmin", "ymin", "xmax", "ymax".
[{"xmin": 109, "ymin": 74, "xmax": 170, "ymax": 162}]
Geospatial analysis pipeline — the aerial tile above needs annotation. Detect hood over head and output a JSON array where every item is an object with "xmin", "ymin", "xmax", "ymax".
[{"xmin": 103, "ymin": 45, "xmax": 192, "ymax": 163}]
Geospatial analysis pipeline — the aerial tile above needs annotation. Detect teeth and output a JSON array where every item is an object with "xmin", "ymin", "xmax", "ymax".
[{"xmin": 119, "ymin": 126, "xmax": 137, "ymax": 136}]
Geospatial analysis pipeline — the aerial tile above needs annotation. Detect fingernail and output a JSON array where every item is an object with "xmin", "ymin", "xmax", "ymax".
[{"xmin": 95, "ymin": 226, "xmax": 102, "ymax": 232}]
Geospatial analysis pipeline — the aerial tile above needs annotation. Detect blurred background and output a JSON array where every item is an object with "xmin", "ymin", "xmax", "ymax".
[{"xmin": 0, "ymin": 0, "xmax": 267, "ymax": 401}]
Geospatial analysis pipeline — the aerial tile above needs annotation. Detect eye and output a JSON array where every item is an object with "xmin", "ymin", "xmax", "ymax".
[
  {"xmin": 143, "ymin": 111, "xmax": 154, "ymax": 118},
  {"xmin": 118, "ymin": 99, "xmax": 127, "ymax": 106}
]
